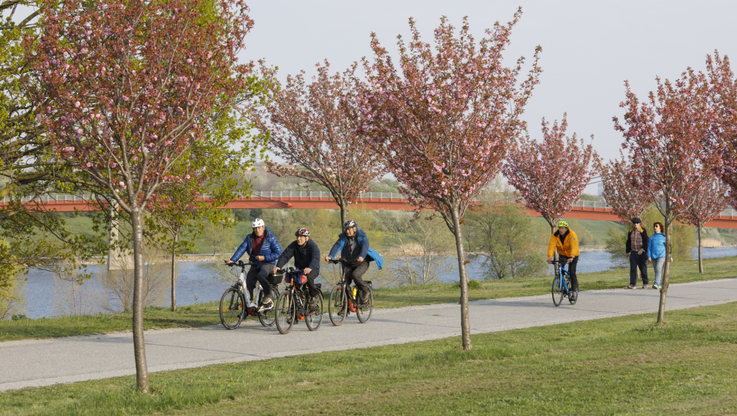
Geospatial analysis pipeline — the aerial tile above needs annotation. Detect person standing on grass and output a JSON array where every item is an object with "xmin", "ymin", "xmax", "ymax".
[
  {"xmin": 625, "ymin": 217, "xmax": 649, "ymax": 289},
  {"xmin": 546, "ymin": 220, "xmax": 580, "ymax": 301},
  {"xmin": 227, "ymin": 218, "xmax": 282, "ymax": 311},
  {"xmin": 647, "ymin": 222, "xmax": 671, "ymax": 290}
]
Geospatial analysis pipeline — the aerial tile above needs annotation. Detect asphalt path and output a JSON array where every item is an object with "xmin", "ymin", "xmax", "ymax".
[{"xmin": 2, "ymin": 278, "xmax": 736, "ymax": 392}]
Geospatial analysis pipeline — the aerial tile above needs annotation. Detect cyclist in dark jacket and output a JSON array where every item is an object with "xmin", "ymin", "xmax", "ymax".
[
  {"xmin": 227, "ymin": 218, "xmax": 282, "ymax": 309},
  {"xmin": 275, "ymin": 228, "xmax": 321, "ymax": 307},
  {"xmin": 325, "ymin": 220, "xmax": 383, "ymax": 306}
]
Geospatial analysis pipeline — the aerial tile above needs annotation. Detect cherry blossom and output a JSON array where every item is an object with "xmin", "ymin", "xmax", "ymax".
[{"xmin": 359, "ymin": 10, "xmax": 541, "ymax": 350}]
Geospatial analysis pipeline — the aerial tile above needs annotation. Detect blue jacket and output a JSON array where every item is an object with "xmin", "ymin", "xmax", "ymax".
[
  {"xmin": 647, "ymin": 232, "xmax": 667, "ymax": 259},
  {"xmin": 328, "ymin": 228, "xmax": 383, "ymax": 270},
  {"xmin": 230, "ymin": 226, "xmax": 282, "ymax": 266}
]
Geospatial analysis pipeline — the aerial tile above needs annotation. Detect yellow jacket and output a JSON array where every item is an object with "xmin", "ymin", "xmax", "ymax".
[{"xmin": 547, "ymin": 229, "xmax": 580, "ymax": 258}]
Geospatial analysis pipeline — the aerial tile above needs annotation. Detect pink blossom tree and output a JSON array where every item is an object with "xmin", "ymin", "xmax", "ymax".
[
  {"xmin": 614, "ymin": 72, "xmax": 706, "ymax": 325},
  {"xmin": 359, "ymin": 11, "xmax": 541, "ymax": 350},
  {"xmin": 700, "ymin": 53, "xmax": 737, "ymax": 206},
  {"xmin": 677, "ymin": 171, "xmax": 728, "ymax": 273},
  {"xmin": 504, "ymin": 114, "xmax": 597, "ymax": 237},
  {"xmin": 26, "ymin": 0, "xmax": 261, "ymax": 392},
  {"xmin": 597, "ymin": 151, "xmax": 653, "ymax": 222},
  {"xmin": 254, "ymin": 61, "xmax": 384, "ymax": 226}
]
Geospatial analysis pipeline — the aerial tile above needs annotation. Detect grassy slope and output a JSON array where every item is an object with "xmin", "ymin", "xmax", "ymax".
[{"xmin": 1, "ymin": 302, "xmax": 735, "ymax": 415}]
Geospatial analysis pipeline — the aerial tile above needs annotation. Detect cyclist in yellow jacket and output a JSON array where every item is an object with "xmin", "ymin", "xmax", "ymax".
[{"xmin": 547, "ymin": 220, "xmax": 580, "ymax": 300}]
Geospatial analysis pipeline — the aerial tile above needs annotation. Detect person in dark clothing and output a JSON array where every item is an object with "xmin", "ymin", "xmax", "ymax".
[
  {"xmin": 275, "ymin": 228, "xmax": 321, "ymax": 308},
  {"xmin": 325, "ymin": 220, "xmax": 383, "ymax": 308},
  {"xmin": 227, "ymin": 218, "xmax": 282, "ymax": 310},
  {"xmin": 625, "ymin": 217, "xmax": 649, "ymax": 289}
]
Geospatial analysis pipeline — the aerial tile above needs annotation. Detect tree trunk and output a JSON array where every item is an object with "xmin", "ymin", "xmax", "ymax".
[
  {"xmin": 340, "ymin": 200, "xmax": 347, "ymax": 229},
  {"xmin": 131, "ymin": 208, "xmax": 149, "ymax": 392},
  {"xmin": 657, "ymin": 210, "xmax": 672, "ymax": 325},
  {"xmin": 697, "ymin": 223, "xmax": 704, "ymax": 274},
  {"xmin": 171, "ymin": 232, "xmax": 178, "ymax": 312},
  {"xmin": 450, "ymin": 204, "xmax": 472, "ymax": 350}
]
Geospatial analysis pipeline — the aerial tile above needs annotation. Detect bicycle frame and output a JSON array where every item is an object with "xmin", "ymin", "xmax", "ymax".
[
  {"xmin": 555, "ymin": 261, "xmax": 570, "ymax": 293},
  {"xmin": 234, "ymin": 262, "xmax": 264, "ymax": 310}
]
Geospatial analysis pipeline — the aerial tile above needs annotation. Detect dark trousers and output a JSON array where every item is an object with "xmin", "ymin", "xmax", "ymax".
[
  {"xmin": 305, "ymin": 268, "xmax": 320, "ymax": 297},
  {"xmin": 629, "ymin": 251, "xmax": 649, "ymax": 286},
  {"xmin": 344, "ymin": 261, "xmax": 370, "ymax": 294},
  {"xmin": 559, "ymin": 255, "xmax": 579, "ymax": 291},
  {"xmin": 247, "ymin": 263, "xmax": 274, "ymax": 298}
]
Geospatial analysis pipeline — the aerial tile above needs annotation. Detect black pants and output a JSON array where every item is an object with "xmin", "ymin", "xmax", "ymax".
[
  {"xmin": 629, "ymin": 251, "xmax": 649, "ymax": 286},
  {"xmin": 559, "ymin": 255, "xmax": 578, "ymax": 291},
  {"xmin": 246, "ymin": 263, "xmax": 274, "ymax": 298},
  {"xmin": 344, "ymin": 261, "xmax": 370, "ymax": 295},
  {"xmin": 304, "ymin": 268, "xmax": 320, "ymax": 298}
]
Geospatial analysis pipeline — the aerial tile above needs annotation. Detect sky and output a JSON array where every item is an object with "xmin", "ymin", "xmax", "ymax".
[{"xmin": 240, "ymin": 0, "xmax": 737, "ymax": 192}]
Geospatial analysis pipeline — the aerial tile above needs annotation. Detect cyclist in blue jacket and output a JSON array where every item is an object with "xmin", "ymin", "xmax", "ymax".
[
  {"xmin": 325, "ymin": 220, "xmax": 383, "ymax": 305},
  {"xmin": 227, "ymin": 218, "xmax": 282, "ymax": 310}
]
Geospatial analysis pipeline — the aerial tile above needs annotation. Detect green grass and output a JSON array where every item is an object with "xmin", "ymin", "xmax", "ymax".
[
  {"xmin": 0, "ymin": 304, "xmax": 215, "ymax": 342},
  {"xmin": 1, "ymin": 302, "xmax": 736, "ymax": 415},
  {"xmin": 3, "ymin": 255, "xmax": 736, "ymax": 342}
]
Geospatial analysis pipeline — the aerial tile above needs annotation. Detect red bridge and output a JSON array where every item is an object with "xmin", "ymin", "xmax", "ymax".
[{"xmin": 5, "ymin": 191, "xmax": 737, "ymax": 228}]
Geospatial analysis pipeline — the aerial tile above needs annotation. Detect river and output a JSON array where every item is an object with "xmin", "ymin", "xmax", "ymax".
[{"xmin": 17, "ymin": 247, "xmax": 737, "ymax": 319}]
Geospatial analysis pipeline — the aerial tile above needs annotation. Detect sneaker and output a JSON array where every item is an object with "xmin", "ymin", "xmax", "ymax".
[
  {"xmin": 337, "ymin": 307, "xmax": 346, "ymax": 317},
  {"xmin": 360, "ymin": 291, "xmax": 369, "ymax": 303},
  {"xmin": 570, "ymin": 292, "xmax": 577, "ymax": 301},
  {"xmin": 653, "ymin": 284, "xmax": 661, "ymax": 290},
  {"xmin": 626, "ymin": 285, "xmax": 635, "ymax": 289},
  {"xmin": 309, "ymin": 297, "xmax": 318, "ymax": 308},
  {"xmin": 258, "ymin": 297, "xmax": 274, "ymax": 312},
  {"xmin": 640, "ymin": 285, "xmax": 648, "ymax": 289}
]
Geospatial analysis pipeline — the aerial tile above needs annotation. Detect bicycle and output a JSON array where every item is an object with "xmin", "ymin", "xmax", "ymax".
[
  {"xmin": 274, "ymin": 267, "xmax": 324, "ymax": 334},
  {"xmin": 219, "ymin": 260, "xmax": 283, "ymax": 330},
  {"xmin": 550, "ymin": 258, "xmax": 577, "ymax": 307},
  {"xmin": 327, "ymin": 258, "xmax": 373, "ymax": 326}
]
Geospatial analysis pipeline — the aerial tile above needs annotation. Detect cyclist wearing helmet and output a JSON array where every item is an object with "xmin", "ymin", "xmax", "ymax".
[
  {"xmin": 227, "ymin": 218, "xmax": 282, "ymax": 310},
  {"xmin": 275, "ymin": 228, "xmax": 321, "ymax": 308},
  {"xmin": 547, "ymin": 220, "xmax": 580, "ymax": 300},
  {"xmin": 325, "ymin": 220, "xmax": 383, "ymax": 308}
]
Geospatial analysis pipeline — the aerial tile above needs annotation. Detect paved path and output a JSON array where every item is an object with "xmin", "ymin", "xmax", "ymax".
[{"xmin": 2, "ymin": 279, "xmax": 736, "ymax": 392}]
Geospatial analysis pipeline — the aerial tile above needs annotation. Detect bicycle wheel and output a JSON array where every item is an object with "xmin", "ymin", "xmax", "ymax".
[
  {"xmin": 551, "ymin": 276, "xmax": 564, "ymax": 307},
  {"xmin": 305, "ymin": 292, "xmax": 324, "ymax": 331},
  {"xmin": 257, "ymin": 287, "xmax": 278, "ymax": 327},
  {"xmin": 356, "ymin": 287, "xmax": 373, "ymax": 323},
  {"xmin": 328, "ymin": 285, "xmax": 346, "ymax": 326},
  {"xmin": 219, "ymin": 287, "xmax": 244, "ymax": 329},
  {"xmin": 275, "ymin": 291, "xmax": 294, "ymax": 334}
]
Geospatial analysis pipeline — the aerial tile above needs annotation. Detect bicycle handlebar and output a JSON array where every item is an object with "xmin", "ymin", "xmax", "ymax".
[
  {"xmin": 328, "ymin": 258, "xmax": 359, "ymax": 267},
  {"xmin": 225, "ymin": 260, "xmax": 284, "ymax": 275}
]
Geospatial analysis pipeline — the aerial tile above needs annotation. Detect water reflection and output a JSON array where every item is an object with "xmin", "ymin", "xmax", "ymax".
[{"xmin": 19, "ymin": 246, "xmax": 737, "ymax": 319}]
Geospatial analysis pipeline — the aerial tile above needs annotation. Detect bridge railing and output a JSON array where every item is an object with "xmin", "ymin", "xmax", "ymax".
[{"xmin": 4, "ymin": 190, "xmax": 737, "ymax": 218}]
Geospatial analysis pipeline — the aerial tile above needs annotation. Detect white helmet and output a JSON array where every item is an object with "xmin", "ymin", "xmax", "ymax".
[{"xmin": 251, "ymin": 218, "xmax": 265, "ymax": 228}]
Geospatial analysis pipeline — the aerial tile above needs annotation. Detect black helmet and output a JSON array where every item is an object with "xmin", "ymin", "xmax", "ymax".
[
  {"xmin": 343, "ymin": 220, "xmax": 357, "ymax": 230},
  {"xmin": 295, "ymin": 228, "xmax": 310, "ymax": 237}
]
